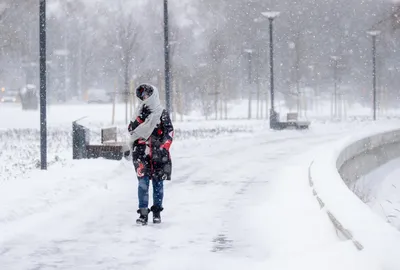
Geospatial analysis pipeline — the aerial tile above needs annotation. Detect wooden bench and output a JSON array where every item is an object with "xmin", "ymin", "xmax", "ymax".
[
  {"xmin": 286, "ymin": 112, "xmax": 299, "ymax": 128},
  {"xmin": 101, "ymin": 127, "xmax": 118, "ymax": 144},
  {"xmin": 86, "ymin": 144, "xmax": 124, "ymax": 160},
  {"xmin": 286, "ymin": 112, "xmax": 310, "ymax": 129},
  {"xmin": 87, "ymin": 127, "xmax": 125, "ymax": 160},
  {"xmin": 272, "ymin": 112, "xmax": 310, "ymax": 130},
  {"xmin": 72, "ymin": 121, "xmax": 125, "ymax": 160},
  {"xmin": 287, "ymin": 112, "xmax": 299, "ymax": 122},
  {"xmin": 295, "ymin": 121, "xmax": 310, "ymax": 129}
]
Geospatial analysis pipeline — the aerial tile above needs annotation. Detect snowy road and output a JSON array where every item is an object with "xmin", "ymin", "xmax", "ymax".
[{"xmin": 0, "ymin": 126, "xmax": 379, "ymax": 270}]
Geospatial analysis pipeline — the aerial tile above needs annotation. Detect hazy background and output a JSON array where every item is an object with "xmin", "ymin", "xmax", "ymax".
[{"xmin": 0, "ymin": 0, "xmax": 399, "ymax": 118}]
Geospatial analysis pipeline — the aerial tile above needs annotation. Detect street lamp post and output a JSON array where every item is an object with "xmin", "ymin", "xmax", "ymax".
[
  {"xmin": 54, "ymin": 49, "xmax": 69, "ymax": 103},
  {"xmin": 164, "ymin": 0, "xmax": 171, "ymax": 114},
  {"xmin": 330, "ymin": 56, "xmax": 339, "ymax": 119},
  {"xmin": 261, "ymin": 11, "xmax": 280, "ymax": 129},
  {"xmin": 169, "ymin": 40, "xmax": 178, "ymax": 121},
  {"xmin": 367, "ymin": 30, "xmax": 380, "ymax": 121},
  {"xmin": 253, "ymin": 18, "xmax": 267, "ymax": 120},
  {"xmin": 39, "ymin": 0, "xmax": 47, "ymax": 170},
  {"xmin": 387, "ymin": 67, "xmax": 394, "ymax": 112},
  {"xmin": 244, "ymin": 49, "xmax": 253, "ymax": 119},
  {"xmin": 256, "ymin": 47, "xmax": 261, "ymax": 119},
  {"xmin": 308, "ymin": 64, "xmax": 315, "ymax": 114}
]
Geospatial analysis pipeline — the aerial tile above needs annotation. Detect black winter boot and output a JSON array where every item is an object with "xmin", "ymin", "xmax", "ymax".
[
  {"xmin": 136, "ymin": 208, "xmax": 150, "ymax": 225},
  {"xmin": 150, "ymin": 206, "xmax": 164, "ymax": 224}
]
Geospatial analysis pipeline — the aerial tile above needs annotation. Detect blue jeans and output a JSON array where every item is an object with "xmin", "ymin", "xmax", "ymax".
[{"xmin": 138, "ymin": 177, "xmax": 164, "ymax": 209}]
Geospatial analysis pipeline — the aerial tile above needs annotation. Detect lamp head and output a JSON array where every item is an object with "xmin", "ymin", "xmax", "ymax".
[
  {"xmin": 330, "ymin": 56, "xmax": 339, "ymax": 61},
  {"xmin": 367, "ymin": 30, "xmax": 381, "ymax": 36},
  {"xmin": 261, "ymin": 11, "xmax": 281, "ymax": 19}
]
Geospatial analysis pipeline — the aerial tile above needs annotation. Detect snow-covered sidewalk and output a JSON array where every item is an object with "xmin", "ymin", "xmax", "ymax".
[{"xmin": 0, "ymin": 124, "xmax": 383, "ymax": 270}]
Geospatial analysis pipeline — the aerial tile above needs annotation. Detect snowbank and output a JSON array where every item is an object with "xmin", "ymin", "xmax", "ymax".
[
  {"xmin": 356, "ymin": 158, "xmax": 400, "ymax": 230},
  {"xmin": 310, "ymin": 125, "xmax": 400, "ymax": 270}
]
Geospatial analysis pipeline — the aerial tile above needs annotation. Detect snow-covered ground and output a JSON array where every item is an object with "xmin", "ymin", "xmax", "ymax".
[
  {"xmin": 1, "ymin": 100, "xmax": 399, "ymax": 130},
  {"xmin": 355, "ymin": 158, "xmax": 400, "ymax": 230},
  {"xmin": 0, "ymin": 124, "xmax": 376, "ymax": 270},
  {"xmin": 0, "ymin": 102, "xmax": 265, "ymax": 130},
  {"xmin": 0, "ymin": 102, "xmax": 261, "ymax": 182},
  {"xmin": 1, "ymin": 102, "xmax": 399, "ymax": 269}
]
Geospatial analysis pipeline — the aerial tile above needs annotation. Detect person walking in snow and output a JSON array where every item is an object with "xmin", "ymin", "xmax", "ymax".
[{"xmin": 127, "ymin": 83, "xmax": 174, "ymax": 225}]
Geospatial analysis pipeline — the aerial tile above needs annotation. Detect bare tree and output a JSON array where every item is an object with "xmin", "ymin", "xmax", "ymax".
[
  {"xmin": 0, "ymin": 1, "xmax": 37, "ymax": 87},
  {"xmin": 208, "ymin": 34, "xmax": 228, "ymax": 120},
  {"xmin": 113, "ymin": 2, "xmax": 141, "ymax": 123},
  {"xmin": 0, "ymin": 0, "xmax": 397, "ymax": 116}
]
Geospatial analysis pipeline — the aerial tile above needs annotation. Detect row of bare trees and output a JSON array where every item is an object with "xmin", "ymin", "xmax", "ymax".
[{"xmin": 0, "ymin": 0, "xmax": 399, "ymax": 119}]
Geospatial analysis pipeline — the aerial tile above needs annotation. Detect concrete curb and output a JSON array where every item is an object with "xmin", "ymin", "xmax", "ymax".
[{"xmin": 308, "ymin": 161, "xmax": 364, "ymax": 251}]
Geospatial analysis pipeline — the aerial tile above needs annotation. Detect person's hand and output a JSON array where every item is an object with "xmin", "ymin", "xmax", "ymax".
[
  {"xmin": 159, "ymin": 140, "xmax": 172, "ymax": 151},
  {"xmin": 128, "ymin": 121, "xmax": 135, "ymax": 133},
  {"xmin": 123, "ymin": 150, "xmax": 132, "ymax": 161},
  {"xmin": 141, "ymin": 105, "xmax": 152, "ymax": 120}
]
